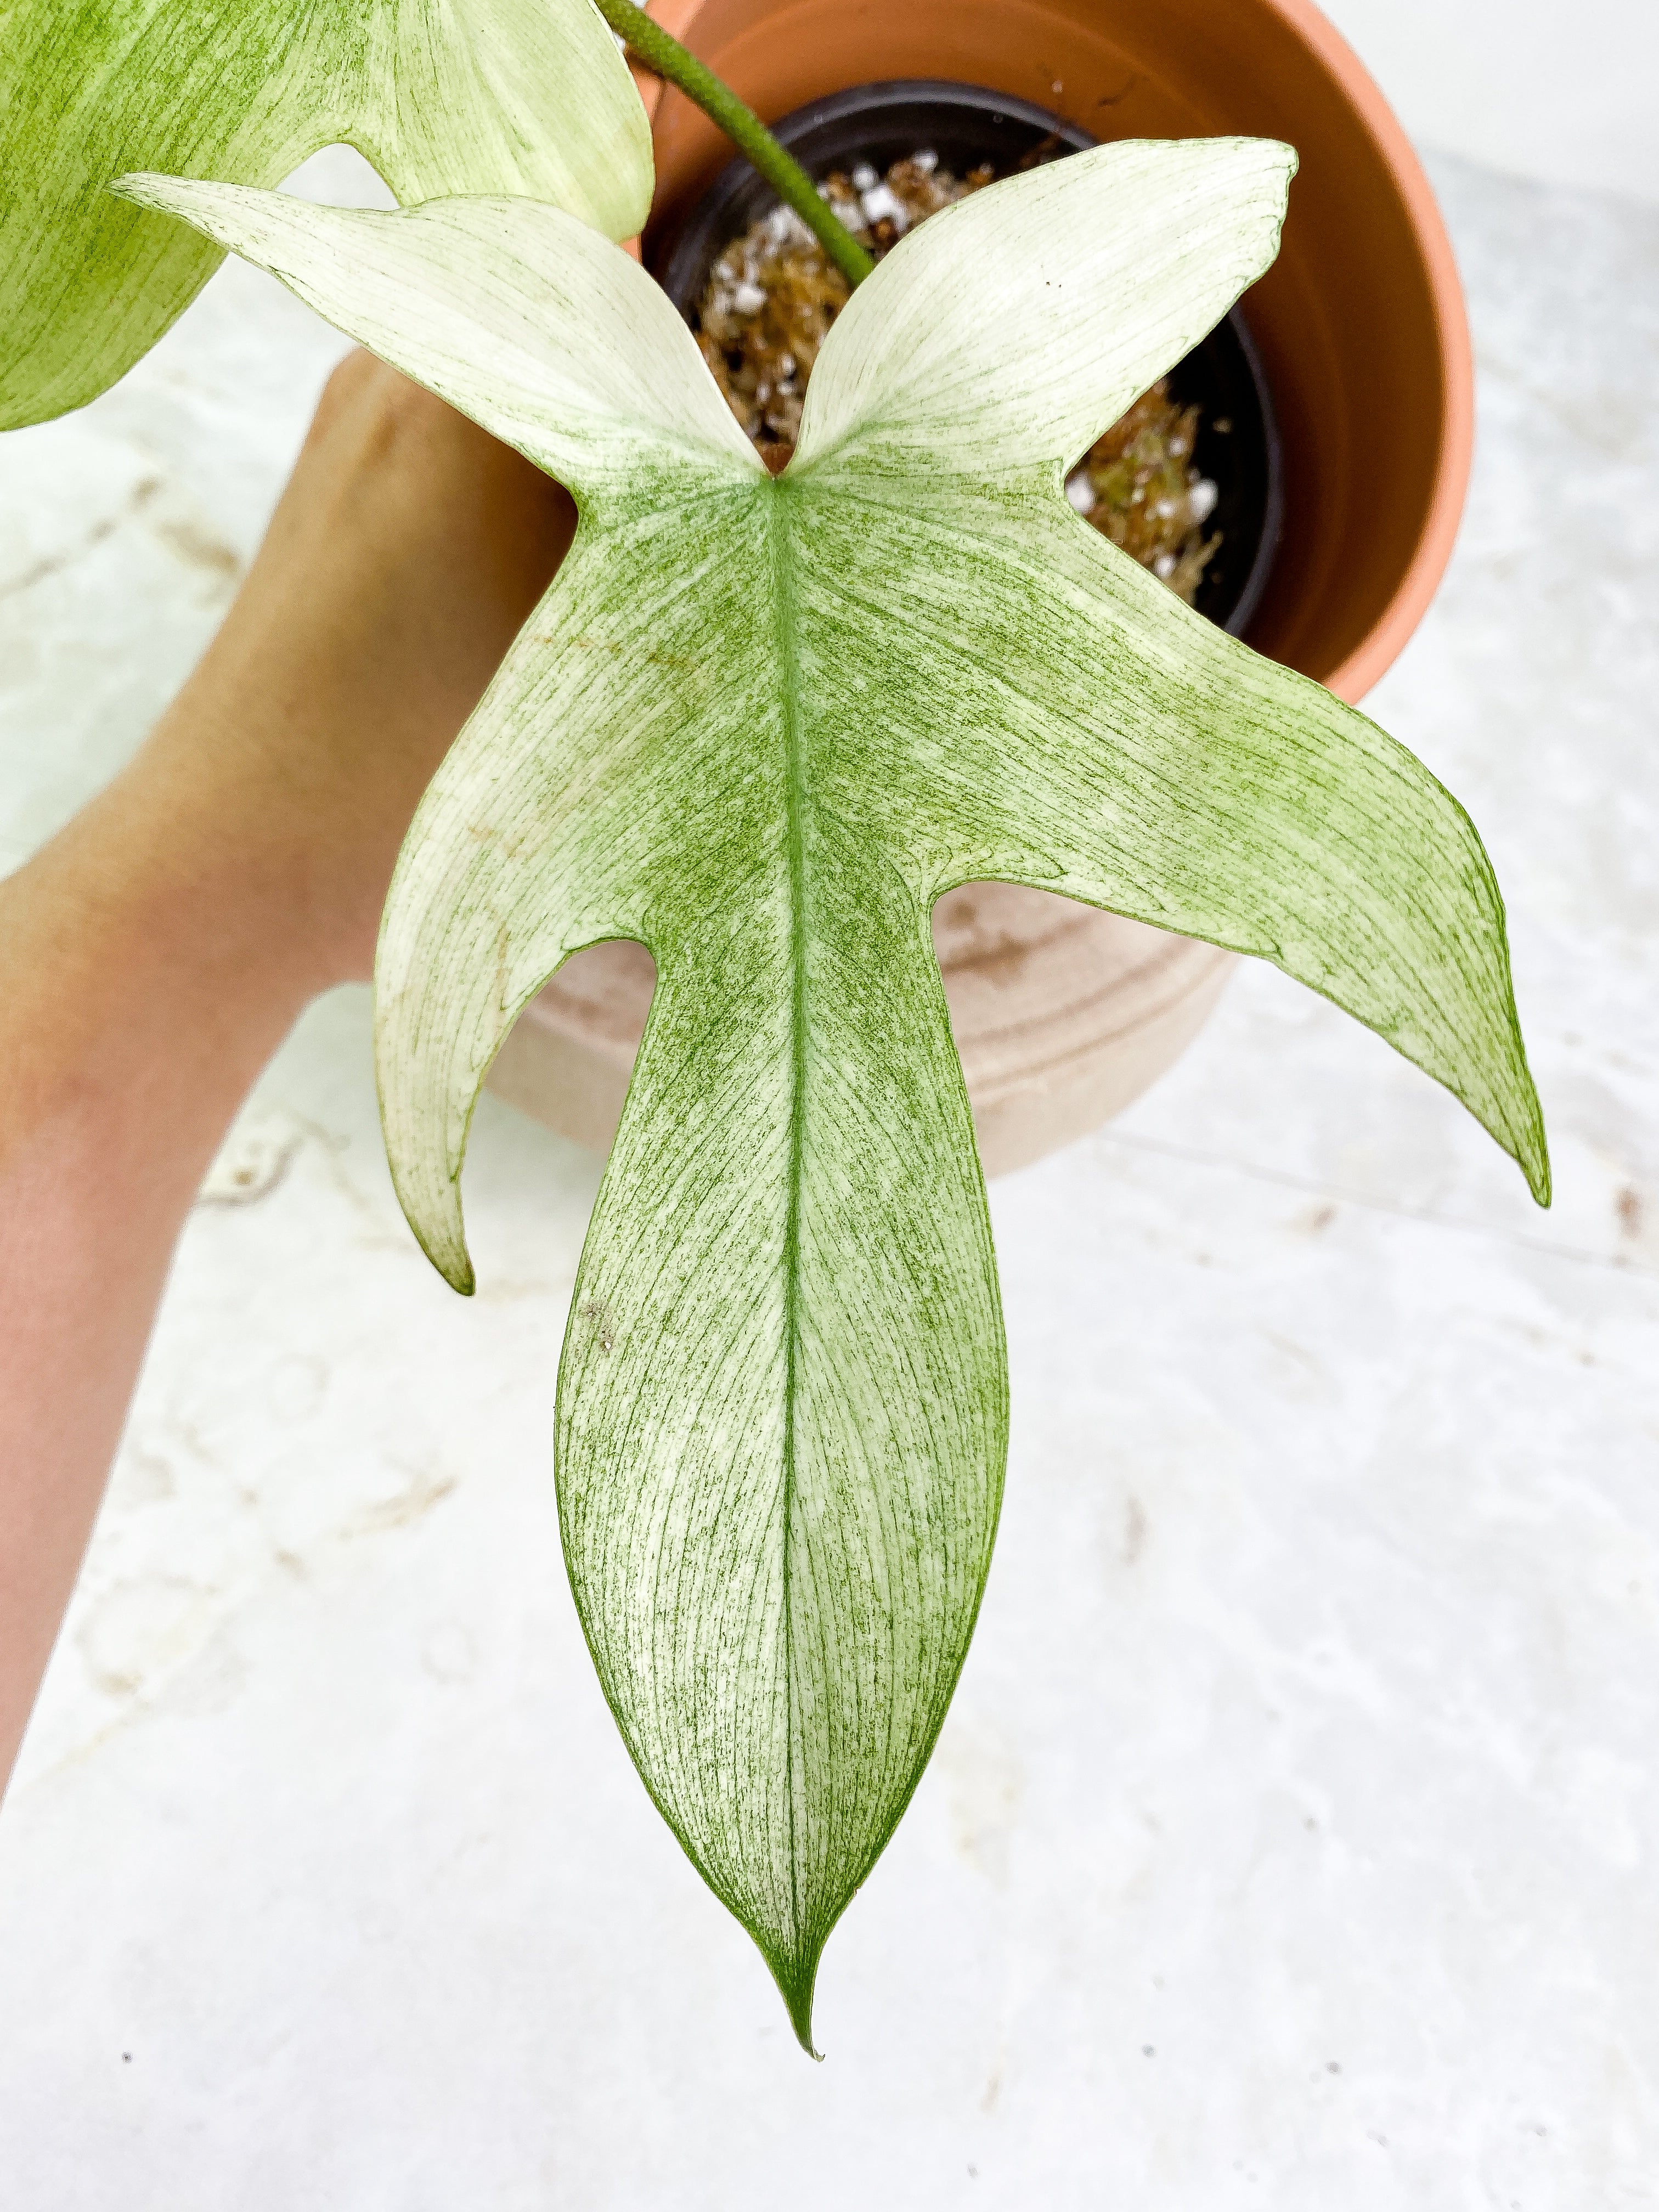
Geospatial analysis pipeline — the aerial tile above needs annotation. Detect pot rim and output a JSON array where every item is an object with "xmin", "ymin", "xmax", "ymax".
[
  {"xmin": 636, "ymin": 0, "xmax": 1474, "ymax": 707},
  {"xmin": 1260, "ymin": 0, "xmax": 1472, "ymax": 703}
]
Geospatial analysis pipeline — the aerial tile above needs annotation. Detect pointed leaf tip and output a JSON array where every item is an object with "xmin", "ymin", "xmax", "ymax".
[
  {"xmin": 403, "ymin": 1193, "xmax": 477, "ymax": 1297},
  {"xmin": 1521, "ymin": 1116, "xmax": 1553, "ymax": 1210},
  {"xmin": 772, "ymin": 1949, "xmax": 825, "ymax": 2059}
]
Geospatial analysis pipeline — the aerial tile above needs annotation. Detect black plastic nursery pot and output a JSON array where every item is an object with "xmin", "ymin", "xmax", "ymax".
[
  {"xmin": 650, "ymin": 80, "xmax": 1285, "ymax": 640},
  {"xmin": 488, "ymin": 6, "xmax": 1475, "ymax": 1175},
  {"xmin": 492, "ymin": 77, "xmax": 1275, "ymax": 1175},
  {"xmin": 640, "ymin": 0, "xmax": 1474, "ymax": 703}
]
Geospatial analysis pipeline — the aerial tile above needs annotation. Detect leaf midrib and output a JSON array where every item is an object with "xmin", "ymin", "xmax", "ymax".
[{"xmin": 768, "ymin": 478, "xmax": 808, "ymax": 1977}]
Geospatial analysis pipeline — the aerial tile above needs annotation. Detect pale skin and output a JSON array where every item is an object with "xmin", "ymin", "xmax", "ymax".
[{"xmin": 0, "ymin": 353, "xmax": 575, "ymax": 1792}]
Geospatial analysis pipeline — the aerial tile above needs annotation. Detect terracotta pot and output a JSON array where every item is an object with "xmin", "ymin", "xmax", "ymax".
[
  {"xmin": 654, "ymin": 81, "xmax": 1286, "ymax": 639},
  {"xmin": 486, "ymin": 0, "xmax": 1472, "ymax": 1177}
]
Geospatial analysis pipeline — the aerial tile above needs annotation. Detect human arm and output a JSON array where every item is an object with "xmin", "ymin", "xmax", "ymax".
[{"xmin": 0, "ymin": 354, "xmax": 574, "ymax": 1791}]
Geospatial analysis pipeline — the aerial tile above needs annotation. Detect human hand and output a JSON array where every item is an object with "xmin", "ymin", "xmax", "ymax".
[{"xmin": 133, "ymin": 349, "xmax": 578, "ymax": 993}]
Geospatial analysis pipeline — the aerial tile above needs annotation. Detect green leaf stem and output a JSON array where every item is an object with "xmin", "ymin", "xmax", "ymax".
[
  {"xmin": 590, "ymin": 0, "xmax": 874, "ymax": 289},
  {"xmin": 117, "ymin": 138, "xmax": 1548, "ymax": 2049}
]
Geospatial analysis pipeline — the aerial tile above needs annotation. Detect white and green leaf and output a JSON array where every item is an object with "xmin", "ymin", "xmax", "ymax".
[
  {"xmin": 0, "ymin": 0, "xmax": 652, "ymax": 428},
  {"xmin": 122, "ymin": 141, "xmax": 1548, "ymax": 2048}
]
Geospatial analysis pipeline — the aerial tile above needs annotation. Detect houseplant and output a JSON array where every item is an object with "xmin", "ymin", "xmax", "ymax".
[
  {"xmin": 496, "ymin": 0, "xmax": 1481, "ymax": 1173},
  {"xmin": 2, "ymin": 0, "xmax": 1546, "ymax": 2055},
  {"xmin": 492, "ymin": 69, "xmax": 1287, "ymax": 1170}
]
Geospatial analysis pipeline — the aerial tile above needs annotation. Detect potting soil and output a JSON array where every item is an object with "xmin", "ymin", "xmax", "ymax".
[{"xmin": 695, "ymin": 151, "xmax": 1223, "ymax": 602}]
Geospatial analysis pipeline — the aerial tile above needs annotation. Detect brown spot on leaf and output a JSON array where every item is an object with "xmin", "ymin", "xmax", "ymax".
[{"xmin": 581, "ymin": 1298, "xmax": 615, "ymax": 1355}]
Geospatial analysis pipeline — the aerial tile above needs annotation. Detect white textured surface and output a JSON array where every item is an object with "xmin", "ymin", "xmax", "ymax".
[{"xmin": 2, "ymin": 154, "xmax": 1657, "ymax": 2203}]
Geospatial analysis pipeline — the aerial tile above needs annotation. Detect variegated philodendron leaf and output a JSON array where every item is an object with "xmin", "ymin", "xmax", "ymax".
[
  {"xmin": 0, "ymin": 0, "xmax": 651, "ymax": 428},
  {"xmin": 119, "ymin": 142, "xmax": 1549, "ymax": 2050}
]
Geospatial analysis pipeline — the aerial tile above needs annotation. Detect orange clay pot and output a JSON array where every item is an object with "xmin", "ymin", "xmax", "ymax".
[{"xmin": 487, "ymin": 0, "xmax": 1474, "ymax": 1177}]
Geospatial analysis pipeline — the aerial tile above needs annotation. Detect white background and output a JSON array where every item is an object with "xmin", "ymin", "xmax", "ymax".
[{"xmin": 1322, "ymin": 0, "xmax": 1659, "ymax": 203}]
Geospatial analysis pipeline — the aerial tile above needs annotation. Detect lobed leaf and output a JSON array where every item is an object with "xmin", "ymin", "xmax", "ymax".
[
  {"xmin": 126, "ymin": 141, "xmax": 1548, "ymax": 2046},
  {"xmin": 797, "ymin": 136, "xmax": 1295, "ymax": 479},
  {"xmin": 0, "ymin": 0, "xmax": 652, "ymax": 428}
]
